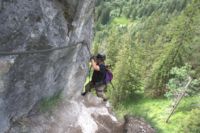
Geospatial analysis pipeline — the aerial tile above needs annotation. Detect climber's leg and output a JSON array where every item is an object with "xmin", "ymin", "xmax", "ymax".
[
  {"xmin": 95, "ymin": 84, "xmax": 108, "ymax": 101},
  {"xmin": 81, "ymin": 81, "xmax": 94, "ymax": 96}
]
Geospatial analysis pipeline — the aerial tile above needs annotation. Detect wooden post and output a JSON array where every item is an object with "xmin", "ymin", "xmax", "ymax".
[{"xmin": 166, "ymin": 77, "xmax": 192, "ymax": 123}]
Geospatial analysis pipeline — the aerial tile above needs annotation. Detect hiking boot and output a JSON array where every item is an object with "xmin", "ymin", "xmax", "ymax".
[
  {"xmin": 103, "ymin": 98, "xmax": 108, "ymax": 102},
  {"xmin": 81, "ymin": 92, "xmax": 87, "ymax": 96}
]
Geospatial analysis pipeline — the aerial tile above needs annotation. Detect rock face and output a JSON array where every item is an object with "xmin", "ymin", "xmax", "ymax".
[
  {"xmin": 0, "ymin": 0, "xmax": 95, "ymax": 132},
  {"xmin": 0, "ymin": 0, "xmax": 156, "ymax": 133},
  {"xmin": 124, "ymin": 115, "xmax": 155, "ymax": 133}
]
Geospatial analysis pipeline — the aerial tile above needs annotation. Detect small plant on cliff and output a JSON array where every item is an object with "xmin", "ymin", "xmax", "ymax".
[{"xmin": 39, "ymin": 91, "xmax": 63, "ymax": 113}]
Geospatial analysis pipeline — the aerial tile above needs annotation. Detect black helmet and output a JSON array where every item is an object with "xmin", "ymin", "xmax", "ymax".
[{"xmin": 96, "ymin": 53, "xmax": 106, "ymax": 61}]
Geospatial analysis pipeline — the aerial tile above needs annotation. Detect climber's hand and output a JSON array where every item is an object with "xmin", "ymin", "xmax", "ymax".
[{"xmin": 90, "ymin": 55, "xmax": 96, "ymax": 61}]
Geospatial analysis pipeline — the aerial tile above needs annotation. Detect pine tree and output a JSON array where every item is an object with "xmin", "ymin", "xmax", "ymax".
[
  {"xmin": 109, "ymin": 33, "xmax": 141, "ymax": 105},
  {"xmin": 145, "ymin": 0, "xmax": 198, "ymax": 97}
]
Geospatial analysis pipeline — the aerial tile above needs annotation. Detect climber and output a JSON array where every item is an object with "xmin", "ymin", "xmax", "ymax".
[{"xmin": 81, "ymin": 53, "xmax": 108, "ymax": 101}]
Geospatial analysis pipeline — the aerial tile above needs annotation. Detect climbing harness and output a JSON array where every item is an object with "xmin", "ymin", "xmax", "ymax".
[{"xmin": 0, "ymin": 41, "xmax": 90, "ymax": 56}]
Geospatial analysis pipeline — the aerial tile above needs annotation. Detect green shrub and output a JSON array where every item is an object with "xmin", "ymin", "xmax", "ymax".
[{"xmin": 165, "ymin": 65, "xmax": 200, "ymax": 99}]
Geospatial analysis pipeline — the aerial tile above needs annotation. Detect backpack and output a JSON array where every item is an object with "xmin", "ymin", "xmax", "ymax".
[{"xmin": 104, "ymin": 68, "xmax": 113, "ymax": 84}]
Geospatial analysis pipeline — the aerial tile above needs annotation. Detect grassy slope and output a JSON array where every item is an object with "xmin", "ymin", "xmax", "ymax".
[{"xmin": 115, "ymin": 95, "xmax": 200, "ymax": 133}]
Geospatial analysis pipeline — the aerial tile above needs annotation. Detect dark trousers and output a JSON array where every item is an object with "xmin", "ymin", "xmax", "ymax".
[{"xmin": 85, "ymin": 81, "xmax": 107, "ymax": 100}]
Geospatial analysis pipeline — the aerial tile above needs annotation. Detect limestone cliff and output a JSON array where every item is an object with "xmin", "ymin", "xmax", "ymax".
[{"xmin": 0, "ymin": 0, "xmax": 96, "ymax": 132}]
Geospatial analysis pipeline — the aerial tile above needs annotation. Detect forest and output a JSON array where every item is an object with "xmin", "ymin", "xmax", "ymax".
[{"xmin": 92, "ymin": 0, "xmax": 200, "ymax": 132}]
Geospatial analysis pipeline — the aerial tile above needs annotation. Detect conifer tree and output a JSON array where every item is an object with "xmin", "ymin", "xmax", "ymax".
[
  {"xmin": 109, "ymin": 34, "xmax": 141, "ymax": 105},
  {"xmin": 145, "ymin": 0, "xmax": 198, "ymax": 97}
]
